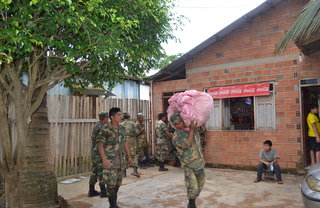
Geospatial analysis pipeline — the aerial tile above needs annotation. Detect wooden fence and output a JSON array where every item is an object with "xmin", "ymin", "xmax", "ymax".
[{"xmin": 47, "ymin": 95, "xmax": 151, "ymax": 178}]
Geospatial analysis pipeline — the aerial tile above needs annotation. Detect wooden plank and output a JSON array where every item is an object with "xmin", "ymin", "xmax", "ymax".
[
  {"xmin": 58, "ymin": 96, "xmax": 64, "ymax": 177},
  {"xmin": 85, "ymin": 97, "xmax": 90, "ymax": 172},
  {"xmin": 70, "ymin": 96, "xmax": 76, "ymax": 175},
  {"xmin": 63, "ymin": 96, "xmax": 69, "ymax": 177},
  {"xmin": 79, "ymin": 97, "xmax": 83, "ymax": 173},
  {"xmin": 66, "ymin": 96, "xmax": 71, "ymax": 176},
  {"xmin": 74, "ymin": 122, "xmax": 79, "ymax": 175},
  {"xmin": 53, "ymin": 95, "xmax": 59, "ymax": 176}
]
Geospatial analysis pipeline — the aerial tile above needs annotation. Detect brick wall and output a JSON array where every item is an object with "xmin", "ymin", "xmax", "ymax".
[{"xmin": 151, "ymin": 0, "xmax": 320, "ymax": 170}]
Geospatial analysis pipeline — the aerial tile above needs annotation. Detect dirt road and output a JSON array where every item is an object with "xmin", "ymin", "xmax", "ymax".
[{"xmin": 58, "ymin": 167, "xmax": 304, "ymax": 208}]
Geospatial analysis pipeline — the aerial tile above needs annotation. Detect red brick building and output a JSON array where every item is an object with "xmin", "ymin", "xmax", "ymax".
[{"xmin": 148, "ymin": 0, "xmax": 320, "ymax": 170}]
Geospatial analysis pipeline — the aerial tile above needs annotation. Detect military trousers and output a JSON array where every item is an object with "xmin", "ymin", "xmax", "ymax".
[
  {"xmin": 127, "ymin": 138, "xmax": 138, "ymax": 167},
  {"xmin": 137, "ymin": 137, "xmax": 149, "ymax": 160},
  {"xmin": 89, "ymin": 158, "xmax": 104, "ymax": 185},
  {"xmin": 156, "ymin": 143, "xmax": 168, "ymax": 162},
  {"xmin": 184, "ymin": 167, "xmax": 205, "ymax": 199},
  {"xmin": 103, "ymin": 168, "xmax": 124, "ymax": 197}
]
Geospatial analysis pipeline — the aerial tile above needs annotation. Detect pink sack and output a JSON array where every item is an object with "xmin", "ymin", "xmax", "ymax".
[{"xmin": 167, "ymin": 90, "xmax": 213, "ymax": 128}]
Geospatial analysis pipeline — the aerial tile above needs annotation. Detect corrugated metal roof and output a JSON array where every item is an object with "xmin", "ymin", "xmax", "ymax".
[{"xmin": 146, "ymin": 0, "xmax": 283, "ymax": 82}]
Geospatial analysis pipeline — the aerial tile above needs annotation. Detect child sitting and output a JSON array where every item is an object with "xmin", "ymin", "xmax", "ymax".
[{"xmin": 254, "ymin": 140, "xmax": 283, "ymax": 184}]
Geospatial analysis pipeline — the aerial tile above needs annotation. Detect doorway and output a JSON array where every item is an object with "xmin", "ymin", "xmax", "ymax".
[{"xmin": 301, "ymin": 86, "xmax": 320, "ymax": 167}]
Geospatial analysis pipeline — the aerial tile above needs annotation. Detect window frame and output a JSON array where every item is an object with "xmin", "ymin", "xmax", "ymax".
[{"xmin": 205, "ymin": 82, "xmax": 276, "ymax": 131}]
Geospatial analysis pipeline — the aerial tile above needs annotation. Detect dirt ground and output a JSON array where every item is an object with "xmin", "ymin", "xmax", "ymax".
[{"xmin": 58, "ymin": 166, "xmax": 305, "ymax": 208}]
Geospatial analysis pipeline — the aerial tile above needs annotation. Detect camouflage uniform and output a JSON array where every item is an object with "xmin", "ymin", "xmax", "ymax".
[
  {"xmin": 199, "ymin": 125, "xmax": 206, "ymax": 154},
  {"xmin": 89, "ymin": 121, "xmax": 105, "ymax": 186},
  {"xmin": 135, "ymin": 121, "xmax": 148, "ymax": 160},
  {"xmin": 121, "ymin": 119, "xmax": 138, "ymax": 167},
  {"xmin": 96, "ymin": 123, "xmax": 126, "ymax": 197},
  {"xmin": 171, "ymin": 115, "xmax": 205, "ymax": 200},
  {"xmin": 155, "ymin": 119, "xmax": 169, "ymax": 162}
]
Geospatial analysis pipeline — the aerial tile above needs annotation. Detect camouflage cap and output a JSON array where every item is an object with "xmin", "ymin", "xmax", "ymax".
[
  {"xmin": 170, "ymin": 113, "xmax": 183, "ymax": 124},
  {"xmin": 98, "ymin": 112, "xmax": 108, "ymax": 120},
  {"xmin": 137, "ymin": 113, "xmax": 144, "ymax": 118},
  {"xmin": 123, "ymin": 112, "xmax": 130, "ymax": 117}
]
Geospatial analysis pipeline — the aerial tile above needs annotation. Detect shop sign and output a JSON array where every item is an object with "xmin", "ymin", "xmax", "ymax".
[{"xmin": 207, "ymin": 82, "xmax": 270, "ymax": 99}]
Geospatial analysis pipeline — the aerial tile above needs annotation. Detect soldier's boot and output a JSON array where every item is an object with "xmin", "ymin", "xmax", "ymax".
[
  {"xmin": 115, "ymin": 194, "xmax": 122, "ymax": 208},
  {"xmin": 139, "ymin": 160, "xmax": 147, "ymax": 169},
  {"xmin": 146, "ymin": 158, "xmax": 155, "ymax": 167},
  {"xmin": 88, "ymin": 184, "xmax": 100, "ymax": 197},
  {"xmin": 187, "ymin": 199, "xmax": 196, "ymax": 208},
  {"xmin": 173, "ymin": 157, "xmax": 181, "ymax": 167},
  {"xmin": 108, "ymin": 196, "xmax": 116, "ymax": 208},
  {"xmin": 155, "ymin": 158, "xmax": 160, "ymax": 166},
  {"xmin": 131, "ymin": 166, "xmax": 140, "ymax": 177},
  {"xmin": 159, "ymin": 162, "xmax": 169, "ymax": 171},
  {"xmin": 100, "ymin": 184, "xmax": 107, "ymax": 198},
  {"xmin": 123, "ymin": 169, "xmax": 127, "ymax": 177}
]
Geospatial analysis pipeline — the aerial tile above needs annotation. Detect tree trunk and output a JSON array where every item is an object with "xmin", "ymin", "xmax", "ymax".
[
  {"xmin": 5, "ymin": 172, "xmax": 22, "ymax": 208},
  {"xmin": 5, "ymin": 94, "xmax": 58, "ymax": 208},
  {"xmin": 21, "ymin": 94, "xmax": 57, "ymax": 207}
]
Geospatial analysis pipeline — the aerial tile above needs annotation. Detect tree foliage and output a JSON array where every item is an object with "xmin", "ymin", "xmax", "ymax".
[
  {"xmin": 0, "ymin": 0, "xmax": 182, "ymax": 206},
  {"xmin": 0, "ymin": 0, "xmax": 182, "ymax": 88},
  {"xmin": 275, "ymin": 0, "xmax": 320, "ymax": 53},
  {"xmin": 155, "ymin": 52, "xmax": 183, "ymax": 70}
]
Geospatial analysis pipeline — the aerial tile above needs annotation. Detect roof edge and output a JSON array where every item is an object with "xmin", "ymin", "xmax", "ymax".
[{"xmin": 146, "ymin": 0, "xmax": 283, "ymax": 81}]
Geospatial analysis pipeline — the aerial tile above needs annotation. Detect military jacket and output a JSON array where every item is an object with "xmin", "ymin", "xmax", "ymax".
[
  {"xmin": 135, "ymin": 121, "xmax": 146, "ymax": 140},
  {"xmin": 96, "ymin": 123, "xmax": 126, "ymax": 170},
  {"xmin": 155, "ymin": 120, "xmax": 168, "ymax": 145},
  {"xmin": 199, "ymin": 126, "xmax": 206, "ymax": 145},
  {"xmin": 91, "ymin": 121, "xmax": 104, "ymax": 160},
  {"xmin": 121, "ymin": 120, "xmax": 136, "ymax": 142},
  {"xmin": 172, "ymin": 127, "xmax": 205, "ymax": 171}
]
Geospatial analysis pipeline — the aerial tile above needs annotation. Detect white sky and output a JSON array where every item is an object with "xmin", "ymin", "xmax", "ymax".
[
  {"xmin": 148, "ymin": 0, "xmax": 266, "ymax": 76},
  {"xmin": 164, "ymin": 0, "xmax": 266, "ymax": 55}
]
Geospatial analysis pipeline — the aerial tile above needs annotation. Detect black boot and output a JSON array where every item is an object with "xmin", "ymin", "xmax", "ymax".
[
  {"xmin": 159, "ymin": 162, "xmax": 168, "ymax": 171},
  {"xmin": 131, "ymin": 166, "xmax": 140, "ymax": 177},
  {"xmin": 88, "ymin": 184, "xmax": 100, "ymax": 197},
  {"xmin": 146, "ymin": 158, "xmax": 155, "ymax": 167},
  {"xmin": 115, "ymin": 194, "xmax": 122, "ymax": 208},
  {"xmin": 155, "ymin": 158, "xmax": 160, "ymax": 166},
  {"xmin": 139, "ymin": 160, "xmax": 147, "ymax": 169},
  {"xmin": 100, "ymin": 184, "xmax": 107, "ymax": 198},
  {"xmin": 187, "ymin": 199, "xmax": 196, "ymax": 208},
  {"xmin": 108, "ymin": 196, "xmax": 116, "ymax": 208},
  {"xmin": 123, "ymin": 169, "xmax": 127, "ymax": 177},
  {"xmin": 173, "ymin": 158, "xmax": 181, "ymax": 167}
]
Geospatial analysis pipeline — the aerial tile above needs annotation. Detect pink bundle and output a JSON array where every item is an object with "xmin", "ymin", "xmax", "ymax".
[{"xmin": 167, "ymin": 90, "xmax": 213, "ymax": 128}]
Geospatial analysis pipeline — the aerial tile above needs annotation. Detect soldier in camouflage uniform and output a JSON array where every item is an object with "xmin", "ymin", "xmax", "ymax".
[
  {"xmin": 120, "ymin": 112, "xmax": 140, "ymax": 177},
  {"xmin": 88, "ymin": 112, "xmax": 109, "ymax": 197},
  {"xmin": 97, "ymin": 108, "xmax": 133, "ymax": 208},
  {"xmin": 199, "ymin": 125, "xmax": 207, "ymax": 154},
  {"xmin": 170, "ymin": 113, "xmax": 205, "ymax": 208},
  {"xmin": 135, "ymin": 113, "xmax": 152, "ymax": 168},
  {"xmin": 155, "ymin": 113, "xmax": 173, "ymax": 171},
  {"xmin": 168, "ymin": 122, "xmax": 181, "ymax": 167}
]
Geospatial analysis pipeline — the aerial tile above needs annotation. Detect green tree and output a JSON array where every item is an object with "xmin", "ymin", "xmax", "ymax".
[
  {"xmin": 147, "ymin": 52, "xmax": 183, "ymax": 76},
  {"xmin": 0, "ymin": 0, "xmax": 182, "ymax": 207},
  {"xmin": 156, "ymin": 53, "xmax": 183, "ymax": 69},
  {"xmin": 275, "ymin": 0, "xmax": 320, "ymax": 53}
]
